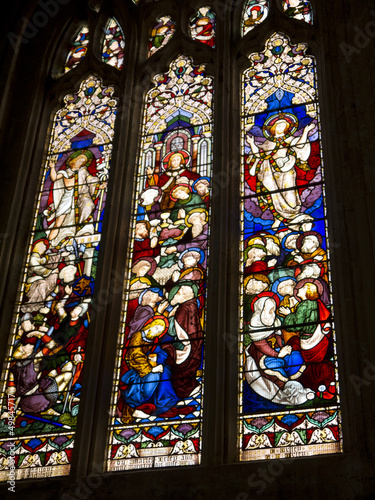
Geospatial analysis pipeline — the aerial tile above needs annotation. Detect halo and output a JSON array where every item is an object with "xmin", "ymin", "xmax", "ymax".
[
  {"xmin": 294, "ymin": 278, "xmax": 324, "ymax": 301},
  {"xmin": 295, "ymin": 259, "xmax": 325, "ymax": 279},
  {"xmin": 139, "ymin": 186, "xmax": 162, "ymax": 207},
  {"xmin": 197, "ymin": 17, "xmax": 210, "ymax": 26},
  {"xmin": 271, "ymin": 276, "xmax": 297, "ymax": 299},
  {"xmin": 263, "ymin": 113, "xmax": 299, "ymax": 140},
  {"xmin": 245, "ymin": 235, "xmax": 266, "ymax": 248},
  {"xmin": 281, "ymin": 231, "xmax": 301, "ymax": 251},
  {"xmin": 296, "ymin": 231, "xmax": 323, "ymax": 251},
  {"xmin": 169, "ymin": 183, "xmax": 192, "ymax": 202},
  {"xmin": 138, "ymin": 286, "xmax": 163, "ymax": 305},
  {"xmin": 168, "ymin": 281, "xmax": 199, "ymax": 302},
  {"xmin": 185, "ymin": 208, "xmax": 208, "ymax": 227},
  {"xmin": 31, "ymin": 238, "xmax": 49, "ymax": 251},
  {"xmin": 244, "ymin": 273, "xmax": 270, "ymax": 291},
  {"xmin": 129, "ymin": 277, "xmax": 151, "ymax": 293},
  {"xmin": 250, "ymin": 291, "xmax": 280, "ymax": 312},
  {"xmin": 162, "ymin": 149, "xmax": 191, "ymax": 170},
  {"xmin": 143, "ymin": 315, "xmax": 169, "ymax": 337},
  {"xmin": 67, "ymin": 149, "xmax": 94, "ymax": 169},
  {"xmin": 192, "ymin": 176, "xmax": 210, "ymax": 193},
  {"xmin": 180, "ymin": 267, "xmax": 204, "ymax": 281},
  {"xmin": 263, "ymin": 234, "xmax": 281, "ymax": 246},
  {"xmin": 244, "ymin": 244, "xmax": 267, "ymax": 263},
  {"xmin": 275, "ymin": 227, "xmax": 291, "ymax": 241},
  {"xmin": 178, "ymin": 248, "xmax": 205, "ymax": 268},
  {"xmin": 135, "ymin": 219, "xmax": 151, "ymax": 231},
  {"xmin": 132, "ymin": 256, "xmax": 157, "ymax": 276}
]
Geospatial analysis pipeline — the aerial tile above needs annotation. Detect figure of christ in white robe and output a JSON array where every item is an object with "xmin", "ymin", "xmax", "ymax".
[{"xmin": 48, "ymin": 160, "xmax": 101, "ymax": 247}]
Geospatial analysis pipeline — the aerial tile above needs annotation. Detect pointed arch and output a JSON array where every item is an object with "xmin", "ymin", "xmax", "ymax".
[
  {"xmin": 239, "ymin": 32, "xmax": 342, "ymax": 461},
  {"xmin": 0, "ymin": 75, "xmax": 118, "ymax": 481},
  {"xmin": 106, "ymin": 53, "xmax": 214, "ymax": 471}
]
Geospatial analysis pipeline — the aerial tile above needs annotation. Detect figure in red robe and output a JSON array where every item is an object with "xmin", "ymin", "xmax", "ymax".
[{"xmin": 164, "ymin": 283, "xmax": 203, "ymax": 399}]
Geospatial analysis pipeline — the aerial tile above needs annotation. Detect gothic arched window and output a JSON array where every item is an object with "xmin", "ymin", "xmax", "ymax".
[
  {"xmin": 0, "ymin": 74, "xmax": 118, "ymax": 481},
  {"xmin": 1, "ymin": 1, "xmax": 358, "ymax": 494},
  {"xmin": 239, "ymin": 32, "xmax": 342, "ymax": 461},
  {"xmin": 107, "ymin": 54, "xmax": 213, "ymax": 471}
]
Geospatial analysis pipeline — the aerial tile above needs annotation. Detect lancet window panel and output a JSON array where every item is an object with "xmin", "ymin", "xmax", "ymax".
[
  {"xmin": 0, "ymin": 76, "xmax": 118, "ymax": 480},
  {"xmin": 107, "ymin": 54, "xmax": 213, "ymax": 471},
  {"xmin": 239, "ymin": 32, "xmax": 342, "ymax": 461}
]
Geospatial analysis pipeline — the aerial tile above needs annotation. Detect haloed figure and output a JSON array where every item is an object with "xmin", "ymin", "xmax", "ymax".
[
  {"xmin": 47, "ymin": 151, "xmax": 106, "ymax": 245},
  {"xmin": 121, "ymin": 316, "xmax": 178, "ymax": 422},
  {"xmin": 247, "ymin": 115, "xmax": 315, "ymax": 230}
]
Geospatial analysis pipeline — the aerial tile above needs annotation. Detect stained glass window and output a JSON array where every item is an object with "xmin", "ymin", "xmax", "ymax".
[
  {"xmin": 102, "ymin": 18, "xmax": 125, "ymax": 70},
  {"xmin": 107, "ymin": 54, "xmax": 213, "ymax": 471},
  {"xmin": 189, "ymin": 7, "xmax": 216, "ymax": 48},
  {"xmin": 239, "ymin": 33, "xmax": 342, "ymax": 461},
  {"xmin": 0, "ymin": 76, "xmax": 117, "ymax": 480},
  {"xmin": 64, "ymin": 26, "xmax": 89, "ymax": 73},
  {"xmin": 281, "ymin": 0, "xmax": 313, "ymax": 24},
  {"xmin": 242, "ymin": 1, "xmax": 269, "ymax": 36},
  {"xmin": 148, "ymin": 16, "xmax": 176, "ymax": 58}
]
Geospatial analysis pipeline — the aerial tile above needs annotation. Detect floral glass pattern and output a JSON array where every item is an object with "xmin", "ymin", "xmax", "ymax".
[
  {"xmin": 189, "ymin": 7, "xmax": 216, "ymax": 48},
  {"xmin": 64, "ymin": 26, "xmax": 89, "ymax": 73},
  {"xmin": 102, "ymin": 17, "xmax": 125, "ymax": 70},
  {"xmin": 0, "ymin": 76, "xmax": 117, "ymax": 480},
  {"xmin": 242, "ymin": 1, "xmax": 269, "ymax": 36},
  {"xmin": 239, "ymin": 33, "xmax": 342, "ymax": 461},
  {"xmin": 148, "ymin": 16, "xmax": 176, "ymax": 57},
  {"xmin": 281, "ymin": 0, "xmax": 313, "ymax": 24},
  {"xmin": 107, "ymin": 54, "xmax": 213, "ymax": 471}
]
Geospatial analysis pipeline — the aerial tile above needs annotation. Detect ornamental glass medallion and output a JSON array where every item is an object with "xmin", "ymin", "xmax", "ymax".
[
  {"xmin": 102, "ymin": 18, "xmax": 125, "ymax": 70},
  {"xmin": 0, "ymin": 76, "xmax": 117, "ymax": 480},
  {"xmin": 239, "ymin": 33, "xmax": 342, "ymax": 461},
  {"xmin": 281, "ymin": 0, "xmax": 313, "ymax": 24},
  {"xmin": 148, "ymin": 17, "xmax": 176, "ymax": 57},
  {"xmin": 65, "ymin": 26, "xmax": 89, "ymax": 73},
  {"xmin": 107, "ymin": 55, "xmax": 213, "ymax": 471},
  {"xmin": 189, "ymin": 7, "xmax": 216, "ymax": 48},
  {"xmin": 242, "ymin": 1, "xmax": 269, "ymax": 36}
]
